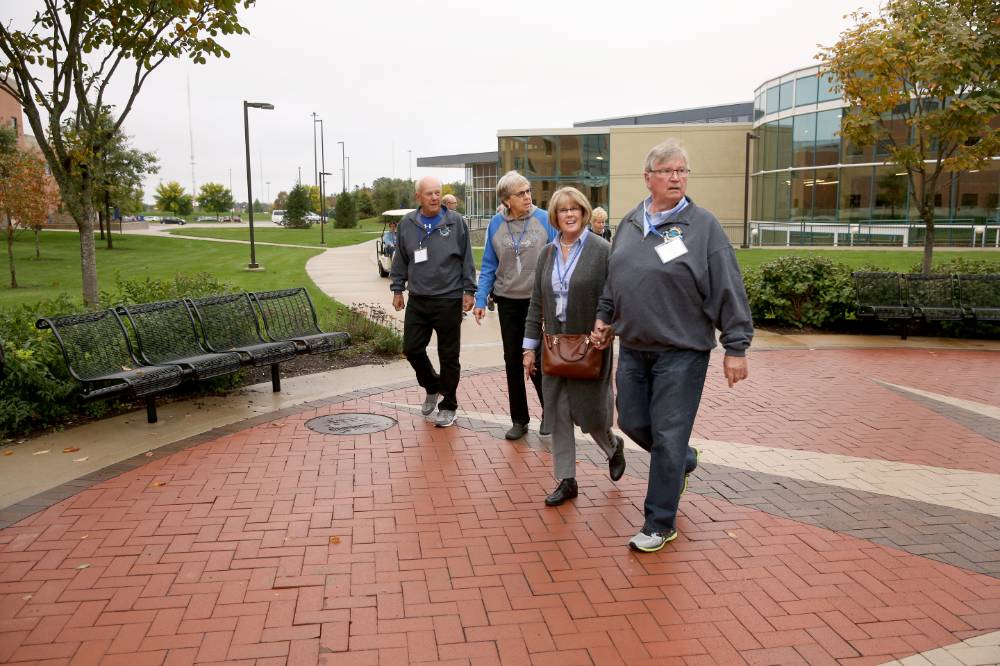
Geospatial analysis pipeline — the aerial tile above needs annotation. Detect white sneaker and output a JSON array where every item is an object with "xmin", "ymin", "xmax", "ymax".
[
  {"xmin": 434, "ymin": 409, "xmax": 457, "ymax": 428},
  {"xmin": 628, "ymin": 529, "xmax": 677, "ymax": 553},
  {"xmin": 421, "ymin": 393, "xmax": 440, "ymax": 416}
]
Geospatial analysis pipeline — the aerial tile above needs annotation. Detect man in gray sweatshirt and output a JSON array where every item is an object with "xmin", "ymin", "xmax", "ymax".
[
  {"xmin": 594, "ymin": 139, "xmax": 753, "ymax": 553},
  {"xmin": 391, "ymin": 176, "xmax": 476, "ymax": 427}
]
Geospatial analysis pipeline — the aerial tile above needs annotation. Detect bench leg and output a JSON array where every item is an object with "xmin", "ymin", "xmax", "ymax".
[
  {"xmin": 900, "ymin": 319, "xmax": 908, "ymax": 340},
  {"xmin": 271, "ymin": 364, "xmax": 281, "ymax": 392},
  {"xmin": 146, "ymin": 396, "xmax": 158, "ymax": 423}
]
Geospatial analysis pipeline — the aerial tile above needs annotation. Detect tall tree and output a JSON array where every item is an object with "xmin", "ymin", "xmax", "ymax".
[
  {"xmin": 334, "ymin": 190, "xmax": 357, "ymax": 229},
  {"xmin": 155, "ymin": 181, "xmax": 192, "ymax": 214},
  {"xmin": 821, "ymin": 0, "xmax": 1000, "ymax": 273},
  {"xmin": 284, "ymin": 184, "xmax": 311, "ymax": 229},
  {"xmin": 197, "ymin": 182, "xmax": 235, "ymax": 219},
  {"xmin": 0, "ymin": 1, "xmax": 254, "ymax": 305},
  {"xmin": 355, "ymin": 188, "xmax": 375, "ymax": 217}
]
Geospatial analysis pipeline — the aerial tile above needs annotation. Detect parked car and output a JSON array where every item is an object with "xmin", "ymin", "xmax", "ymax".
[
  {"xmin": 195, "ymin": 215, "xmax": 216, "ymax": 222},
  {"xmin": 304, "ymin": 212, "xmax": 321, "ymax": 223},
  {"xmin": 271, "ymin": 209, "xmax": 285, "ymax": 225},
  {"xmin": 161, "ymin": 217, "xmax": 187, "ymax": 225}
]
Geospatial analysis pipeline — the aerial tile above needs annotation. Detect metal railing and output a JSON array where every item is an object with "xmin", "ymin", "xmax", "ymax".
[{"xmin": 748, "ymin": 219, "xmax": 1000, "ymax": 248}]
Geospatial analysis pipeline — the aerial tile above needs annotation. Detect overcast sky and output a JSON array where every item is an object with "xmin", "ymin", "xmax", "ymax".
[{"xmin": 6, "ymin": 0, "xmax": 881, "ymax": 203}]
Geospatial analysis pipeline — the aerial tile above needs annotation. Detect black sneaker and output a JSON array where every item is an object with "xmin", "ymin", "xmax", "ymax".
[
  {"xmin": 608, "ymin": 435, "xmax": 625, "ymax": 481},
  {"xmin": 505, "ymin": 423, "xmax": 528, "ymax": 440}
]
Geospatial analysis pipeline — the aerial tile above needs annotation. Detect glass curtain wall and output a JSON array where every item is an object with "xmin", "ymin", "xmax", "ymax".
[
  {"xmin": 465, "ymin": 162, "xmax": 498, "ymax": 229},
  {"xmin": 499, "ymin": 133, "xmax": 610, "ymax": 212},
  {"xmin": 751, "ymin": 70, "xmax": 1000, "ymax": 235}
]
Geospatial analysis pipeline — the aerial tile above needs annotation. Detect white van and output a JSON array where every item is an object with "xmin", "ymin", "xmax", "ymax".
[{"xmin": 271, "ymin": 209, "xmax": 286, "ymax": 225}]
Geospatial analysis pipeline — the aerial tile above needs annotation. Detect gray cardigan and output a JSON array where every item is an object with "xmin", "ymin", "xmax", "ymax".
[{"xmin": 525, "ymin": 235, "xmax": 614, "ymax": 436}]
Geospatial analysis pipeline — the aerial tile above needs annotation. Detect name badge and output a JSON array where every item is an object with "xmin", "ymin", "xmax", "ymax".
[
  {"xmin": 655, "ymin": 238, "xmax": 688, "ymax": 264},
  {"xmin": 414, "ymin": 247, "xmax": 428, "ymax": 263}
]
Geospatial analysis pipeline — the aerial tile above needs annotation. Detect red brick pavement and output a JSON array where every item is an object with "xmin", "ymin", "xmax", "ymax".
[
  {"xmin": 1, "ymin": 363, "xmax": 999, "ymax": 665},
  {"xmin": 697, "ymin": 349, "xmax": 1000, "ymax": 473}
]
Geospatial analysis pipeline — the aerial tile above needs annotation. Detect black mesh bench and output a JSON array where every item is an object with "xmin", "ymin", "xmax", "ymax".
[
  {"xmin": 117, "ymin": 300, "xmax": 243, "ymax": 381},
  {"xmin": 186, "ymin": 293, "xmax": 297, "ymax": 391},
  {"xmin": 958, "ymin": 274, "xmax": 1000, "ymax": 322},
  {"xmin": 853, "ymin": 271, "xmax": 914, "ymax": 339},
  {"xmin": 903, "ymin": 274, "xmax": 963, "ymax": 321},
  {"xmin": 36, "ymin": 310, "xmax": 183, "ymax": 423},
  {"xmin": 251, "ymin": 287, "xmax": 351, "ymax": 354}
]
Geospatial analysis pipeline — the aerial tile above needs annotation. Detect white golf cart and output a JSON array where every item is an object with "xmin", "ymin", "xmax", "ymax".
[{"xmin": 376, "ymin": 208, "xmax": 414, "ymax": 278}]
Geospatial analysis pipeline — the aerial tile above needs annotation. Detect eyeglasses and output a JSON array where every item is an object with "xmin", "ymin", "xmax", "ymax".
[
  {"xmin": 647, "ymin": 168, "xmax": 691, "ymax": 178},
  {"xmin": 556, "ymin": 207, "xmax": 581, "ymax": 216},
  {"xmin": 511, "ymin": 188, "xmax": 532, "ymax": 198}
]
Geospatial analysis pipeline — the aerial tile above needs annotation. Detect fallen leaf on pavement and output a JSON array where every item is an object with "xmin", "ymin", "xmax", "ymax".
[
  {"xmin": 33, "ymin": 450, "xmax": 50, "ymax": 455},
  {"xmin": 329, "ymin": 536, "xmax": 341, "ymax": 545},
  {"xmin": 151, "ymin": 481, "xmax": 167, "ymax": 487},
  {"xmin": 2, "ymin": 451, "xmax": 13, "ymax": 457},
  {"xmin": 63, "ymin": 447, "xmax": 80, "ymax": 453},
  {"xmin": 74, "ymin": 457, "xmax": 89, "ymax": 462},
  {"xmin": 76, "ymin": 564, "xmax": 89, "ymax": 570}
]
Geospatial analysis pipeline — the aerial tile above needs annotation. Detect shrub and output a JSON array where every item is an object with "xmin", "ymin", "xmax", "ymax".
[
  {"xmin": 284, "ymin": 184, "xmax": 312, "ymax": 229},
  {"xmin": 334, "ymin": 191, "xmax": 357, "ymax": 229},
  {"xmin": 744, "ymin": 256, "xmax": 855, "ymax": 328},
  {"xmin": 907, "ymin": 257, "xmax": 1000, "ymax": 275}
]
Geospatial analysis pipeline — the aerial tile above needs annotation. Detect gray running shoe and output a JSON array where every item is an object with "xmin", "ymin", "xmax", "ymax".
[
  {"xmin": 628, "ymin": 529, "xmax": 677, "ymax": 553},
  {"xmin": 434, "ymin": 409, "xmax": 457, "ymax": 428},
  {"xmin": 421, "ymin": 393, "xmax": 440, "ymax": 416}
]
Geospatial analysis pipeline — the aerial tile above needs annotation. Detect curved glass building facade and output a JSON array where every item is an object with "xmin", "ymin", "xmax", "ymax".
[{"xmin": 751, "ymin": 66, "xmax": 999, "ymax": 241}]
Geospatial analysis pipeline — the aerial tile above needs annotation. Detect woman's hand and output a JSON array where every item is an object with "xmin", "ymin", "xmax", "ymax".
[
  {"xmin": 590, "ymin": 320, "xmax": 614, "ymax": 350},
  {"xmin": 522, "ymin": 350, "xmax": 536, "ymax": 380}
]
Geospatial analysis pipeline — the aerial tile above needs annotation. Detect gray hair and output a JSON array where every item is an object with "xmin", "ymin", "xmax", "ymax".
[
  {"xmin": 496, "ymin": 170, "xmax": 530, "ymax": 204},
  {"xmin": 591, "ymin": 207, "xmax": 608, "ymax": 223},
  {"xmin": 415, "ymin": 176, "xmax": 441, "ymax": 194},
  {"xmin": 644, "ymin": 138, "xmax": 690, "ymax": 172}
]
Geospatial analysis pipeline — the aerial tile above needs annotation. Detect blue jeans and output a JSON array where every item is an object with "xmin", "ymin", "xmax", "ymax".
[{"xmin": 616, "ymin": 347, "xmax": 709, "ymax": 534}]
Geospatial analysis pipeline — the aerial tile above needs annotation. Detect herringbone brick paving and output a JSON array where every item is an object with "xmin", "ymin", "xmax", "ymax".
[{"xmin": 1, "ymin": 350, "xmax": 999, "ymax": 665}]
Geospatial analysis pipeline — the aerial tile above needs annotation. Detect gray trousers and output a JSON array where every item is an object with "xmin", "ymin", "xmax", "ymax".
[{"xmin": 551, "ymin": 388, "xmax": 617, "ymax": 480}]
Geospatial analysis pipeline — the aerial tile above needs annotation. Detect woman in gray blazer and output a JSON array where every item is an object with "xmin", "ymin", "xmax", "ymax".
[{"xmin": 522, "ymin": 187, "xmax": 625, "ymax": 506}]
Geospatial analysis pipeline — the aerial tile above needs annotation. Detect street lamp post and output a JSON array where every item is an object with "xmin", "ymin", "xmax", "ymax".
[
  {"xmin": 311, "ymin": 112, "xmax": 319, "ymax": 194},
  {"xmin": 346, "ymin": 156, "xmax": 350, "ymax": 190},
  {"xmin": 243, "ymin": 100, "xmax": 274, "ymax": 269},
  {"xmin": 319, "ymin": 119, "xmax": 327, "ymax": 245},
  {"xmin": 742, "ymin": 131, "xmax": 759, "ymax": 250},
  {"xmin": 319, "ymin": 171, "xmax": 332, "ymax": 244},
  {"xmin": 407, "ymin": 149, "xmax": 412, "ymax": 182},
  {"xmin": 337, "ymin": 141, "xmax": 346, "ymax": 192}
]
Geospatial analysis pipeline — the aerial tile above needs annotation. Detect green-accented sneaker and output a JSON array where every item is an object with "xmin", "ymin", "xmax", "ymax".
[{"xmin": 628, "ymin": 529, "xmax": 678, "ymax": 553}]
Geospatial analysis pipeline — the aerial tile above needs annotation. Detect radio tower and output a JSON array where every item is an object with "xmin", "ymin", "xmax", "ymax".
[{"xmin": 187, "ymin": 75, "xmax": 197, "ymax": 202}]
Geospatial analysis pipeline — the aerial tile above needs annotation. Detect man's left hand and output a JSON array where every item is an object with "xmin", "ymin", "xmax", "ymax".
[
  {"xmin": 723, "ymin": 355, "xmax": 749, "ymax": 388},
  {"xmin": 462, "ymin": 294, "xmax": 474, "ymax": 312}
]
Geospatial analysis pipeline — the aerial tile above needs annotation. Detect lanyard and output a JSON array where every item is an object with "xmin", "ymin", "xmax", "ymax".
[
  {"xmin": 506, "ymin": 218, "xmax": 531, "ymax": 257},
  {"xmin": 554, "ymin": 234, "xmax": 586, "ymax": 289},
  {"xmin": 644, "ymin": 199, "xmax": 687, "ymax": 239}
]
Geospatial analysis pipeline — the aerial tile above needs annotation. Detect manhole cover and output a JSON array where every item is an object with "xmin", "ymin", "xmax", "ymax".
[{"xmin": 305, "ymin": 413, "xmax": 397, "ymax": 436}]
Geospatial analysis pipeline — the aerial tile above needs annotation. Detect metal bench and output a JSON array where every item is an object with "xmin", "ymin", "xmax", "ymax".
[
  {"xmin": 36, "ymin": 309, "xmax": 183, "ymax": 423},
  {"xmin": 117, "ymin": 300, "xmax": 243, "ymax": 381},
  {"xmin": 250, "ymin": 287, "xmax": 352, "ymax": 354},
  {"xmin": 958, "ymin": 274, "xmax": 1000, "ymax": 321},
  {"xmin": 903, "ymin": 274, "xmax": 963, "ymax": 321},
  {"xmin": 852, "ymin": 271, "xmax": 914, "ymax": 339},
  {"xmin": 186, "ymin": 293, "xmax": 297, "ymax": 391}
]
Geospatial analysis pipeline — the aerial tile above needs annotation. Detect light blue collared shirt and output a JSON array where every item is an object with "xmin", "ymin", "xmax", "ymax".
[
  {"xmin": 643, "ymin": 195, "xmax": 688, "ymax": 237},
  {"xmin": 522, "ymin": 230, "xmax": 590, "ymax": 350}
]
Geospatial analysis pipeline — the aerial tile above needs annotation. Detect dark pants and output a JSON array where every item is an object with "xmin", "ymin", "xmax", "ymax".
[
  {"xmin": 403, "ymin": 295, "xmax": 463, "ymax": 411},
  {"xmin": 494, "ymin": 295, "xmax": 543, "ymax": 426},
  {"xmin": 616, "ymin": 347, "xmax": 709, "ymax": 534}
]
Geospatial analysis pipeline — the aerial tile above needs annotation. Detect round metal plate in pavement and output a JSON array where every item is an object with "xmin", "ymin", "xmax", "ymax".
[{"xmin": 305, "ymin": 413, "xmax": 397, "ymax": 436}]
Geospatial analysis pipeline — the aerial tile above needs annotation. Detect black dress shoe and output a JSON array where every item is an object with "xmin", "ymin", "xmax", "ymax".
[
  {"xmin": 538, "ymin": 420, "xmax": 551, "ymax": 436},
  {"xmin": 505, "ymin": 423, "xmax": 528, "ymax": 440},
  {"xmin": 609, "ymin": 435, "xmax": 626, "ymax": 481},
  {"xmin": 545, "ymin": 478, "xmax": 578, "ymax": 506}
]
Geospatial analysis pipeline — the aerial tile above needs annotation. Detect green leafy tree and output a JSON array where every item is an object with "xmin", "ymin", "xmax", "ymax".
[
  {"xmin": 372, "ymin": 177, "xmax": 415, "ymax": 214},
  {"xmin": 273, "ymin": 191, "xmax": 288, "ymax": 210},
  {"xmin": 253, "ymin": 199, "xmax": 265, "ymax": 213},
  {"xmin": 355, "ymin": 189, "xmax": 375, "ymax": 217},
  {"xmin": 197, "ymin": 182, "xmax": 235, "ymax": 219},
  {"xmin": 155, "ymin": 181, "xmax": 191, "ymax": 214},
  {"xmin": 304, "ymin": 185, "xmax": 321, "ymax": 213},
  {"xmin": 820, "ymin": 0, "xmax": 1000, "ymax": 274},
  {"xmin": 284, "ymin": 184, "xmax": 311, "ymax": 228},
  {"xmin": 334, "ymin": 190, "xmax": 357, "ymax": 229},
  {"xmin": 0, "ymin": 1, "xmax": 255, "ymax": 306}
]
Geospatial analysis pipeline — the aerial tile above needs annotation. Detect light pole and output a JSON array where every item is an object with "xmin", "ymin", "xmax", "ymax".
[
  {"xmin": 346, "ymin": 156, "xmax": 350, "ymax": 190},
  {"xmin": 311, "ymin": 112, "xmax": 319, "ymax": 195},
  {"xmin": 243, "ymin": 100, "xmax": 274, "ymax": 269},
  {"xmin": 265, "ymin": 181, "xmax": 270, "ymax": 203},
  {"xmin": 742, "ymin": 132, "xmax": 759, "ymax": 249},
  {"xmin": 319, "ymin": 171, "xmax": 332, "ymax": 245},
  {"xmin": 319, "ymin": 119, "xmax": 327, "ymax": 244},
  {"xmin": 407, "ymin": 149, "xmax": 412, "ymax": 182},
  {"xmin": 337, "ymin": 141, "xmax": 346, "ymax": 192}
]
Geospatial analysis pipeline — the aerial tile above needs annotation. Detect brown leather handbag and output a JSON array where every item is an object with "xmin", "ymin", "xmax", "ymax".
[{"xmin": 542, "ymin": 333, "xmax": 602, "ymax": 380}]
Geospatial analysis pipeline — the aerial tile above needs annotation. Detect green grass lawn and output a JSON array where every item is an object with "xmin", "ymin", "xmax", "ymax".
[
  {"xmin": 165, "ymin": 217, "xmax": 384, "ymax": 248},
  {"xmin": 0, "ymin": 231, "xmax": 333, "ymax": 315},
  {"xmin": 470, "ymin": 247, "xmax": 998, "ymax": 272}
]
